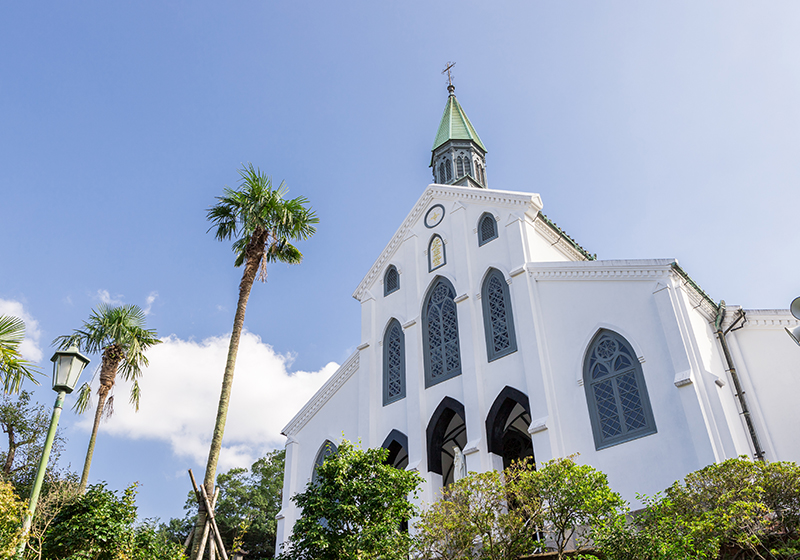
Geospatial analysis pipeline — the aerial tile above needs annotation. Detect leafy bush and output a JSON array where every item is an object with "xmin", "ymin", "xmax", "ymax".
[{"xmin": 0, "ymin": 479, "xmax": 24, "ymax": 559}]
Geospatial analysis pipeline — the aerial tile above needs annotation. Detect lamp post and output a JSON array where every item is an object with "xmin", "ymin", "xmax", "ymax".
[
  {"xmin": 16, "ymin": 346, "xmax": 89, "ymax": 557},
  {"xmin": 786, "ymin": 297, "xmax": 800, "ymax": 345}
]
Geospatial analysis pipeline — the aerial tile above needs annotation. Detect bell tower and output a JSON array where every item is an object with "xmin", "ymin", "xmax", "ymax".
[{"xmin": 430, "ymin": 64, "xmax": 488, "ymax": 189}]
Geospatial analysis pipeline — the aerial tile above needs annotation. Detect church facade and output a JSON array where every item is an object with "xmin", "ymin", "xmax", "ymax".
[{"xmin": 275, "ymin": 86, "xmax": 800, "ymax": 551}]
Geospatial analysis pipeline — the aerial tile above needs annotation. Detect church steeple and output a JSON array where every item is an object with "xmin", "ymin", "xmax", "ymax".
[{"xmin": 430, "ymin": 74, "xmax": 488, "ymax": 189}]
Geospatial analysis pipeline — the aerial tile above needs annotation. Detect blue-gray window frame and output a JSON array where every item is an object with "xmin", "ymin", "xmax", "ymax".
[
  {"xmin": 481, "ymin": 269, "xmax": 518, "ymax": 362},
  {"xmin": 383, "ymin": 319, "xmax": 406, "ymax": 405},
  {"xmin": 312, "ymin": 440, "xmax": 338, "ymax": 484},
  {"xmin": 583, "ymin": 329, "xmax": 657, "ymax": 450},
  {"xmin": 478, "ymin": 213, "xmax": 498, "ymax": 246},
  {"xmin": 422, "ymin": 277, "xmax": 462, "ymax": 388},
  {"xmin": 384, "ymin": 265, "xmax": 400, "ymax": 296}
]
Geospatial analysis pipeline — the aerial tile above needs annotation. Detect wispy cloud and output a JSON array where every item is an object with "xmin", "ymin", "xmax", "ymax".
[
  {"xmin": 143, "ymin": 292, "xmax": 158, "ymax": 315},
  {"xmin": 77, "ymin": 331, "xmax": 337, "ymax": 471},
  {"xmin": 95, "ymin": 289, "xmax": 124, "ymax": 305},
  {"xmin": 0, "ymin": 299, "xmax": 43, "ymax": 362}
]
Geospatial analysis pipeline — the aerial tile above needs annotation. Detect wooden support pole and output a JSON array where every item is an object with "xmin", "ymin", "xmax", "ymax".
[{"xmin": 188, "ymin": 470, "xmax": 229, "ymax": 560}]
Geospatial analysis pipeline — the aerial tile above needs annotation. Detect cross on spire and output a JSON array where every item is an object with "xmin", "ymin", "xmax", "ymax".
[{"xmin": 442, "ymin": 61, "xmax": 456, "ymax": 93}]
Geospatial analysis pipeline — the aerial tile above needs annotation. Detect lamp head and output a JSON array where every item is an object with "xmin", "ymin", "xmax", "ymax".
[
  {"xmin": 791, "ymin": 297, "xmax": 800, "ymax": 321},
  {"xmin": 786, "ymin": 325, "xmax": 800, "ymax": 347},
  {"xmin": 50, "ymin": 346, "xmax": 90, "ymax": 393}
]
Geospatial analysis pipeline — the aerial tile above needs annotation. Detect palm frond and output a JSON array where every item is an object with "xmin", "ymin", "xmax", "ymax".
[
  {"xmin": 129, "ymin": 379, "xmax": 141, "ymax": 412},
  {"xmin": 0, "ymin": 315, "xmax": 41, "ymax": 392},
  {"xmin": 103, "ymin": 394, "xmax": 114, "ymax": 421},
  {"xmin": 71, "ymin": 383, "xmax": 93, "ymax": 414}
]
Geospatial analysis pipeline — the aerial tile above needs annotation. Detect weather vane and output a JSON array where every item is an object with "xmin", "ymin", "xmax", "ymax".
[{"xmin": 442, "ymin": 61, "xmax": 456, "ymax": 91}]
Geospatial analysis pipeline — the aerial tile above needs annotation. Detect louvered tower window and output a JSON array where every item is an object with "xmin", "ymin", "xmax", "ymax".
[
  {"xmin": 423, "ymin": 278, "xmax": 462, "ymax": 387},
  {"xmin": 456, "ymin": 157, "xmax": 464, "ymax": 177},
  {"xmin": 383, "ymin": 319, "xmax": 406, "ymax": 405},
  {"xmin": 438, "ymin": 162, "xmax": 446, "ymax": 184},
  {"xmin": 481, "ymin": 269, "xmax": 517, "ymax": 362},
  {"xmin": 384, "ymin": 265, "xmax": 399, "ymax": 296},
  {"xmin": 584, "ymin": 330, "xmax": 656, "ymax": 449},
  {"xmin": 464, "ymin": 158, "xmax": 471, "ymax": 177},
  {"xmin": 445, "ymin": 160, "xmax": 453, "ymax": 182},
  {"xmin": 478, "ymin": 213, "xmax": 498, "ymax": 246}
]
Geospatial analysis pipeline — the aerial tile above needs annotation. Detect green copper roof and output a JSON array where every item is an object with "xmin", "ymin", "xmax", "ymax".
[{"xmin": 432, "ymin": 93, "xmax": 487, "ymax": 152}]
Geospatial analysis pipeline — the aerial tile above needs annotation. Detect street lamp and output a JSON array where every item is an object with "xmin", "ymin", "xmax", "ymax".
[
  {"xmin": 17, "ymin": 346, "xmax": 90, "ymax": 557},
  {"xmin": 786, "ymin": 297, "xmax": 800, "ymax": 346}
]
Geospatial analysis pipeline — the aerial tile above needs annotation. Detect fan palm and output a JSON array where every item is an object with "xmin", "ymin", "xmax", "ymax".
[
  {"xmin": 0, "ymin": 315, "xmax": 40, "ymax": 393},
  {"xmin": 197, "ymin": 164, "xmax": 317, "ymax": 544},
  {"xmin": 53, "ymin": 303, "xmax": 160, "ymax": 493}
]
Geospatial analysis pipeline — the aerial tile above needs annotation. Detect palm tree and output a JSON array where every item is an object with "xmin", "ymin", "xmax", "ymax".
[
  {"xmin": 0, "ymin": 315, "xmax": 40, "ymax": 393},
  {"xmin": 197, "ymin": 164, "xmax": 317, "ymax": 546},
  {"xmin": 53, "ymin": 303, "xmax": 160, "ymax": 493}
]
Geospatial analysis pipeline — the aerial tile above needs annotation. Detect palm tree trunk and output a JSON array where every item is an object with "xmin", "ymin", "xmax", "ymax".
[
  {"xmin": 193, "ymin": 231, "xmax": 265, "ymax": 558},
  {"xmin": 78, "ymin": 387, "xmax": 108, "ymax": 494}
]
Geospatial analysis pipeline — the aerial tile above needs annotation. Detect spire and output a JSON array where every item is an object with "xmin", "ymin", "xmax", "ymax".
[{"xmin": 430, "ymin": 66, "xmax": 488, "ymax": 188}]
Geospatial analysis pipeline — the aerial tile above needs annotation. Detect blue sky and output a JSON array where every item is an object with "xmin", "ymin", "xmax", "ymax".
[{"xmin": 1, "ymin": 1, "xmax": 799, "ymax": 522}]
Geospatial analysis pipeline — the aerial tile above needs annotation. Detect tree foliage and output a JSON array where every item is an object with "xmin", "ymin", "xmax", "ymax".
[
  {"xmin": 413, "ymin": 467, "xmax": 541, "ymax": 560},
  {"xmin": 281, "ymin": 439, "xmax": 422, "ymax": 560},
  {"xmin": 0, "ymin": 315, "xmax": 40, "ymax": 393},
  {"xmin": 0, "ymin": 479, "xmax": 25, "ymax": 559},
  {"xmin": 41, "ymin": 483, "xmax": 184, "ymax": 560},
  {"xmin": 594, "ymin": 457, "xmax": 800, "ymax": 560}
]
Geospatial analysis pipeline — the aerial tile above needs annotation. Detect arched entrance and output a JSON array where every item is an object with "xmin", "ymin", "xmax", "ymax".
[
  {"xmin": 426, "ymin": 397, "xmax": 467, "ymax": 486},
  {"xmin": 381, "ymin": 429, "xmax": 409, "ymax": 470},
  {"xmin": 486, "ymin": 387, "xmax": 533, "ymax": 469}
]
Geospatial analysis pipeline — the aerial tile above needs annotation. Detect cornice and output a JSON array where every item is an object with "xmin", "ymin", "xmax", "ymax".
[
  {"xmin": 740, "ymin": 309, "xmax": 799, "ymax": 328},
  {"xmin": 281, "ymin": 351, "xmax": 360, "ymax": 437},
  {"xmin": 352, "ymin": 184, "xmax": 544, "ymax": 301},
  {"xmin": 529, "ymin": 259, "xmax": 674, "ymax": 281}
]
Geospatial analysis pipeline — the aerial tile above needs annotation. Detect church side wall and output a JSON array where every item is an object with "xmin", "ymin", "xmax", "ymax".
[{"xmin": 727, "ymin": 311, "xmax": 800, "ymax": 463}]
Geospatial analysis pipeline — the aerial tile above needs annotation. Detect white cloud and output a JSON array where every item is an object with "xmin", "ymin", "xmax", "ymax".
[
  {"xmin": 95, "ymin": 289, "xmax": 124, "ymax": 305},
  {"xmin": 77, "ymin": 331, "xmax": 337, "ymax": 472},
  {"xmin": 0, "ymin": 299, "xmax": 43, "ymax": 362},
  {"xmin": 143, "ymin": 292, "xmax": 158, "ymax": 315}
]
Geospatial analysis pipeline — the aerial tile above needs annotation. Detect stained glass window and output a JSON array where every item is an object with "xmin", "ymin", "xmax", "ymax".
[
  {"xmin": 584, "ymin": 330, "xmax": 656, "ymax": 449},
  {"xmin": 423, "ymin": 279, "xmax": 462, "ymax": 387},
  {"xmin": 384, "ymin": 265, "xmax": 399, "ymax": 296},
  {"xmin": 481, "ymin": 269, "xmax": 517, "ymax": 361},
  {"xmin": 478, "ymin": 213, "xmax": 498, "ymax": 246},
  {"xmin": 383, "ymin": 319, "xmax": 405, "ymax": 405}
]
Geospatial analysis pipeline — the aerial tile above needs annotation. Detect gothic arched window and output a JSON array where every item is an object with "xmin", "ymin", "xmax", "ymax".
[
  {"xmin": 456, "ymin": 156, "xmax": 464, "ymax": 177},
  {"xmin": 383, "ymin": 319, "xmax": 406, "ymax": 405},
  {"xmin": 464, "ymin": 158, "xmax": 471, "ymax": 177},
  {"xmin": 438, "ymin": 162, "xmax": 446, "ymax": 184},
  {"xmin": 481, "ymin": 269, "xmax": 517, "ymax": 362},
  {"xmin": 384, "ymin": 265, "xmax": 399, "ymax": 296},
  {"xmin": 312, "ymin": 440, "xmax": 337, "ymax": 484},
  {"xmin": 584, "ymin": 330, "xmax": 656, "ymax": 449},
  {"xmin": 423, "ymin": 278, "xmax": 462, "ymax": 387},
  {"xmin": 478, "ymin": 213, "xmax": 498, "ymax": 246},
  {"xmin": 445, "ymin": 159, "xmax": 453, "ymax": 182}
]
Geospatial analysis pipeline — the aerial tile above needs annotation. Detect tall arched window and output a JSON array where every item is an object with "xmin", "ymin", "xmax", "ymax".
[
  {"xmin": 456, "ymin": 156, "xmax": 464, "ymax": 177},
  {"xmin": 423, "ymin": 278, "xmax": 461, "ymax": 387},
  {"xmin": 438, "ymin": 162, "xmax": 446, "ymax": 184},
  {"xmin": 445, "ymin": 160, "xmax": 453, "ymax": 182},
  {"xmin": 383, "ymin": 319, "xmax": 406, "ymax": 405},
  {"xmin": 478, "ymin": 213, "xmax": 498, "ymax": 246},
  {"xmin": 464, "ymin": 158, "xmax": 471, "ymax": 177},
  {"xmin": 384, "ymin": 265, "xmax": 399, "ymax": 296},
  {"xmin": 584, "ymin": 330, "xmax": 656, "ymax": 449},
  {"xmin": 481, "ymin": 269, "xmax": 517, "ymax": 361},
  {"xmin": 312, "ymin": 440, "xmax": 337, "ymax": 484}
]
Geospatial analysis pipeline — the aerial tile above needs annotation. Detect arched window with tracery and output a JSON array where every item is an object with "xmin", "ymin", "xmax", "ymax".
[
  {"xmin": 481, "ymin": 268, "xmax": 517, "ymax": 362},
  {"xmin": 384, "ymin": 265, "xmax": 399, "ymax": 296},
  {"xmin": 584, "ymin": 330, "xmax": 656, "ymax": 449},
  {"xmin": 383, "ymin": 319, "xmax": 405, "ymax": 405},
  {"xmin": 438, "ymin": 162, "xmax": 446, "ymax": 184},
  {"xmin": 478, "ymin": 213, "xmax": 498, "ymax": 246},
  {"xmin": 445, "ymin": 159, "xmax": 453, "ymax": 182},
  {"xmin": 464, "ymin": 157, "xmax": 471, "ymax": 177},
  {"xmin": 456, "ymin": 156, "xmax": 464, "ymax": 177},
  {"xmin": 422, "ymin": 278, "xmax": 461, "ymax": 387}
]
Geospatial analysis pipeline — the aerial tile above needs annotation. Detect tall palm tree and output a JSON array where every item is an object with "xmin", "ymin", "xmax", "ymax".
[
  {"xmin": 197, "ymin": 164, "xmax": 317, "ymax": 546},
  {"xmin": 0, "ymin": 315, "xmax": 39, "ymax": 393},
  {"xmin": 53, "ymin": 303, "xmax": 160, "ymax": 493}
]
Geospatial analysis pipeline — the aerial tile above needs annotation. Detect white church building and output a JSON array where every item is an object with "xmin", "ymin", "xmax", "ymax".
[{"xmin": 275, "ymin": 85, "xmax": 800, "ymax": 550}]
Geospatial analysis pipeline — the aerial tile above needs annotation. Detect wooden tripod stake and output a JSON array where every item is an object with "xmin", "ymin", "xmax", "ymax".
[{"xmin": 188, "ymin": 469, "xmax": 229, "ymax": 560}]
